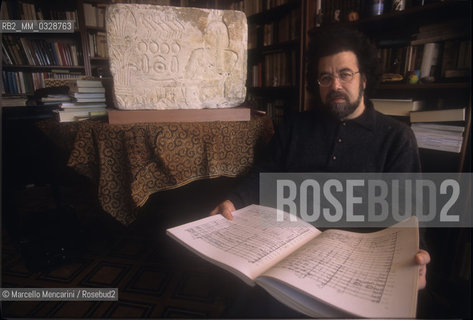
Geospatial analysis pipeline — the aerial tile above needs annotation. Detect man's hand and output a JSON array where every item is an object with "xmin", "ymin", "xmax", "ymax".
[
  {"xmin": 210, "ymin": 200, "xmax": 236, "ymax": 220},
  {"xmin": 415, "ymin": 249, "xmax": 430, "ymax": 290}
]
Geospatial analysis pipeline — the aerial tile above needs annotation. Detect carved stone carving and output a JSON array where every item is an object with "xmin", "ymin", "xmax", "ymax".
[{"xmin": 105, "ymin": 4, "xmax": 247, "ymax": 109}]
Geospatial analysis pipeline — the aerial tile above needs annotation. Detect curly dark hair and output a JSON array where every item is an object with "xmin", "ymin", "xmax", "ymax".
[{"xmin": 306, "ymin": 26, "xmax": 380, "ymax": 100}]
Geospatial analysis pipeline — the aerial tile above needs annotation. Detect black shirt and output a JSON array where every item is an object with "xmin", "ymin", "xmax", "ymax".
[{"xmin": 229, "ymin": 100, "xmax": 421, "ymax": 208}]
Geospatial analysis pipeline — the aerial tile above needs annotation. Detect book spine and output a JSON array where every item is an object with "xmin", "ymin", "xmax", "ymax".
[{"xmin": 420, "ymin": 42, "xmax": 440, "ymax": 80}]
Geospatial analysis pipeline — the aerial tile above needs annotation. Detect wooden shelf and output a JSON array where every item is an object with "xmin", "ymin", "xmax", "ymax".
[
  {"xmin": 309, "ymin": 1, "xmax": 469, "ymax": 34},
  {"xmin": 247, "ymin": 1, "xmax": 300, "ymax": 23},
  {"xmin": 90, "ymin": 57, "xmax": 108, "ymax": 61},
  {"xmin": 3, "ymin": 31, "xmax": 82, "ymax": 38},
  {"xmin": 378, "ymin": 82, "xmax": 470, "ymax": 90},
  {"xmin": 246, "ymin": 0, "xmax": 307, "ymax": 116},
  {"xmin": 2, "ymin": 65, "xmax": 85, "ymax": 70},
  {"xmin": 85, "ymin": 26, "xmax": 106, "ymax": 33},
  {"xmin": 360, "ymin": 1, "xmax": 467, "ymax": 24},
  {"xmin": 248, "ymin": 39, "xmax": 300, "ymax": 55},
  {"xmin": 248, "ymin": 86, "xmax": 298, "ymax": 96}
]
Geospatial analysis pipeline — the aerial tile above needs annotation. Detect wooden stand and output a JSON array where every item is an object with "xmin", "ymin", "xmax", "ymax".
[{"xmin": 108, "ymin": 107, "xmax": 251, "ymax": 124}]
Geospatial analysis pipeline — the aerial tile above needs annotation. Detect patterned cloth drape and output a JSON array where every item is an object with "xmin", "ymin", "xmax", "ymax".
[{"xmin": 38, "ymin": 116, "xmax": 273, "ymax": 225}]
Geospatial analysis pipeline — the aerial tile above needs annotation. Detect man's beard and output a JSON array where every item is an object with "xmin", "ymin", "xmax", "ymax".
[{"xmin": 323, "ymin": 82, "xmax": 364, "ymax": 120}]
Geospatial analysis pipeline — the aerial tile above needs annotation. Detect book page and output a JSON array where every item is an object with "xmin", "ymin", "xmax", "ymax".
[
  {"xmin": 257, "ymin": 217, "xmax": 418, "ymax": 318},
  {"xmin": 167, "ymin": 204, "xmax": 321, "ymax": 285}
]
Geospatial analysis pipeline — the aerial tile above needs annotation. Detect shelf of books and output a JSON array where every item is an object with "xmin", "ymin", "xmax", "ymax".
[
  {"xmin": 0, "ymin": 0, "xmax": 80, "ymax": 26},
  {"xmin": 308, "ymin": 0, "xmax": 471, "ymax": 172},
  {"xmin": 370, "ymin": 4, "xmax": 470, "ymax": 172},
  {"xmin": 2, "ymin": 35, "xmax": 84, "ymax": 68},
  {"xmin": 234, "ymin": 0, "xmax": 307, "ymax": 124},
  {"xmin": 1, "ymin": 0, "xmax": 86, "ymax": 97},
  {"xmin": 78, "ymin": 0, "xmax": 109, "ymax": 78}
]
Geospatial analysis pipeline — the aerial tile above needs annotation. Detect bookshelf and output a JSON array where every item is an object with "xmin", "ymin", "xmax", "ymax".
[
  {"xmin": 1, "ymin": 1, "xmax": 86, "ymax": 96},
  {"xmin": 77, "ymin": 0, "xmax": 109, "ymax": 78},
  {"xmin": 308, "ymin": 0, "xmax": 471, "ymax": 173},
  {"xmin": 232, "ymin": 0, "xmax": 312, "ymax": 124}
]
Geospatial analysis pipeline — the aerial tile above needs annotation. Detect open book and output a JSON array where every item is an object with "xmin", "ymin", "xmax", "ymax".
[{"xmin": 166, "ymin": 204, "xmax": 419, "ymax": 318}]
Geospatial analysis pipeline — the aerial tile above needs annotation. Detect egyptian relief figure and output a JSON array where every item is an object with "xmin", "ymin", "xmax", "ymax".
[
  {"xmin": 185, "ymin": 11, "xmax": 238, "ymax": 107},
  {"xmin": 107, "ymin": 5, "xmax": 246, "ymax": 110}
]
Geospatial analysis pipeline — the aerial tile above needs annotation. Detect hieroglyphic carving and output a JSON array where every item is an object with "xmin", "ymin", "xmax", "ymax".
[{"xmin": 106, "ymin": 4, "xmax": 247, "ymax": 109}]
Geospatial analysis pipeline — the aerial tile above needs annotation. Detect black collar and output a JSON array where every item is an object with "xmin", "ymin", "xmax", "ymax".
[{"xmin": 346, "ymin": 99, "xmax": 376, "ymax": 132}]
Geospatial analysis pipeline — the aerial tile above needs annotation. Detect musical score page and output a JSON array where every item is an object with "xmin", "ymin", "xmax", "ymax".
[
  {"xmin": 257, "ymin": 217, "xmax": 419, "ymax": 318},
  {"xmin": 167, "ymin": 204, "xmax": 320, "ymax": 285}
]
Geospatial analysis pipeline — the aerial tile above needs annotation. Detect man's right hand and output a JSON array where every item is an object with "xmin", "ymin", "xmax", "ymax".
[{"xmin": 209, "ymin": 200, "xmax": 235, "ymax": 220}]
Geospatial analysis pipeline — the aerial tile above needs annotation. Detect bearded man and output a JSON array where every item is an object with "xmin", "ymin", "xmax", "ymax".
[{"xmin": 211, "ymin": 27, "xmax": 430, "ymax": 293}]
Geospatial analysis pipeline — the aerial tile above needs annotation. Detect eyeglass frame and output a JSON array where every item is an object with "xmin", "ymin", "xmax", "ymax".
[{"xmin": 317, "ymin": 70, "xmax": 361, "ymax": 87}]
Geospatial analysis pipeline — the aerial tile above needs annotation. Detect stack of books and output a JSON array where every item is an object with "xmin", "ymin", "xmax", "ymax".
[
  {"xmin": 55, "ymin": 79, "xmax": 108, "ymax": 122},
  {"xmin": 410, "ymin": 108, "xmax": 466, "ymax": 153},
  {"xmin": 372, "ymin": 98, "xmax": 424, "ymax": 117},
  {"xmin": 411, "ymin": 123, "xmax": 464, "ymax": 153},
  {"xmin": 40, "ymin": 94, "xmax": 72, "ymax": 105},
  {"xmin": 410, "ymin": 107, "xmax": 465, "ymax": 123},
  {"xmin": 1, "ymin": 95, "xmax": 28, "ymax": 107}
]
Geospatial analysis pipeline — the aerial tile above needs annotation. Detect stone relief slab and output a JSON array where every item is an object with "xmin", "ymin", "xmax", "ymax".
[{"xmin": 105, "ymin": 4, "xmax": 247, "ymax": 110}]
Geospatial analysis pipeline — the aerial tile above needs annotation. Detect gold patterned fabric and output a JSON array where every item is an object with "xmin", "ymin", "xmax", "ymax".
[{"xmin": 38, "ymin": 116, "xmax": 273, "ymax": 225}]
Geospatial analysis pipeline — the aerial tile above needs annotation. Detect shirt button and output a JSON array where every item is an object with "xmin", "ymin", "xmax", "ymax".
[
  {"xmin": 338, "ymin": 138, "xmax": 342, "ymax": 143},
  {"xmin": 342, "ymin": 122, "xmax": 346, "ymax": 126},
  {"xmin": 332, "ymin": 155, "xmax": 337, "ymax": 160}
]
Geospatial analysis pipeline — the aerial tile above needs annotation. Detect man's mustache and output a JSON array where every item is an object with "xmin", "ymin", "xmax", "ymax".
[{"xmin": 326, "ymin": 91, "xmax": 349, "ymax": 101}]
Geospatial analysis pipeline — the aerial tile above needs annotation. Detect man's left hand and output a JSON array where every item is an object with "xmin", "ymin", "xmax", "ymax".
[{"xmin": 415, "ymin": 249, "xmax": 430, "ymax": 290}]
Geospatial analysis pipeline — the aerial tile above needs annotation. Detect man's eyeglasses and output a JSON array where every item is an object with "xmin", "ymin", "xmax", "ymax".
[{"xmin": 317, "ymin": 71, "xmax": 360, "ymax": 87}]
